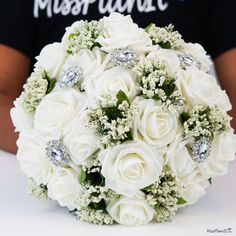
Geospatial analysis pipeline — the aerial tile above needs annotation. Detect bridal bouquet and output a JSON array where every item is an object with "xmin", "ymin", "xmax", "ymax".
[{"xmin": 11, "ymin": 13, "xmax": 236, "ymax": 226}]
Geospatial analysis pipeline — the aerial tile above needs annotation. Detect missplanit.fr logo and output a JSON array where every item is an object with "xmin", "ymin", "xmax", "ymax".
[{"xmin": 206, "ymin": 227, "xmax": 233, "ymax": 234}]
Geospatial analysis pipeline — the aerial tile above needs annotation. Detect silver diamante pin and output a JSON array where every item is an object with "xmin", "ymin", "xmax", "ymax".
[
  {"xmin": 191, "ymin": 137, "xmax": 212, "ymax": 163},
  {"xmin": 178, "ymin": 53, "xmax": 201, "ymax": 70},
  {"xmin": 111, "ymin": 48, "xmax": 138, "ymax": 67},
  {"xmin": 46, "ymin": 140, "xmax": 70, "ymax": 167},
  {"xmin": 58, "ymin": 66, "xmax": 83, "ymax": 88}
]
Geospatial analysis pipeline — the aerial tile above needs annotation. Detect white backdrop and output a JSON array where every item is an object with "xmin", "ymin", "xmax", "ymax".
[{"xmin": 0, "ymin": 150, "xmax": 235, "ymax": 236}]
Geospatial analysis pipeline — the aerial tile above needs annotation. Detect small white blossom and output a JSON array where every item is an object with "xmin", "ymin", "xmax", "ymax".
[
  {"xmin": 77, "ymin": 184, "xmax": 115, "ymax": 207},
  {"xmin": 65, "ymin": 20, "xmax": 103, "ymax": 55},
  {"xmin": 81, "ymin": 154, "xmax": 102, "ymax": 173},
  {"xmin": 144, "ymin": 169, "xmax": 183, "ymax": 222},
  {"xmin": 133, "ymin": 59, "xmax": 184, "ymax": 110},
  {"xmin": 183, "ymin": 105, "xmax": 230, "ymax": 139},
  {"xmin": 22, "ymin": 69, "xmax": 48, "ymax": 112},
  {"xmin": 76, "ymin": 206, "xmax": 113, "ymax": 225},
  {"xmin": 147, "ymin": 24, "xmax": 184, "ymax": 50},
  {"xmin": 27, "ymin": 178, "xmax": 48, "ymax": 201},
  {"xmin": 87, "ymin": 93, "xmax": 136, "ymax": 147}
]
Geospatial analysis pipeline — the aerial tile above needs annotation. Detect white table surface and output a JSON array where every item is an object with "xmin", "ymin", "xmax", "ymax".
[{"xmin": 0, "ymin": 150, "xmax": 235, "ymax": 236}]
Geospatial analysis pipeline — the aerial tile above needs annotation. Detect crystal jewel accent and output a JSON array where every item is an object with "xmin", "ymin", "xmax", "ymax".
[
  {"xmin": 178, "ymin": 53, "xmax": 202, "ymax": 70},
  {"xmin": 58, "ymin": 66, "xmax": 83, "ymax": 88},
  {"xmin": 191, "ymin": 137, "xmax": 212, "ymax": 163},
  {"xmin": 46, "ymin": 140, "xmax": 70, "ymax": 167},
  {"xmin": 111, "ymin": 48, "xmax": 138, "ymax": 67}
]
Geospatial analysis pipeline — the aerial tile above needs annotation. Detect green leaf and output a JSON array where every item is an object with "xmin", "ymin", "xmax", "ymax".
[
  {"xmin": 140, "ymin": 94, "xmax": 150, "ymax": 99},
  {"xmin": 43, "ymin": 71, "xmax": 56, "ymax": 94},
  {"xmin": 89, "ymin": 199, "xmax": 106, "ymax": 211},
  {"xmin": 142, "ymin": 184, "xmax": 153, "ymax": 192},
  {"xmin": 123, "ymin": 130, "xmax": 133, "ymax": 143},
  {"xmin": 79, "ymin": 168, "xmax": 105, "ymax": 186},
  {"xmin": 102, "ymin": 107, "xmax": 123, "ymax": 121},
  {"xmin": 92, "ymin": 42, "xmax": 102, "ymax": 49},
  {"xmin": 152, "ymin": 94, "xmax": 161, "ymax": 101},
  {"xmin": 79, "ymin": 168, "xmax": 87, "ymax": 184},
  {"xmin": 154, "ymin": 203, "xmax": 161, "ymax": 211},
  {"xmin": 69, "ymin": 33, "xmax": 79, "ymax": 39},
  {"xmin": 208, "ymin": 177, "xmax": 212, "ymax": 185},
  {"xmin": 162, "ymin": 82, "xmax": 176, "ymax": 97},
  {"xmin": 208, "ymin": 135, "xmax": 214, "ymax": 141},
  {"xmin": 158, "ymin": 41, "xmax": 171, "ymax": 49},
  {"xmin": 66, "ymin": 50, "xmax": 73, "ymax": 55},
  {"xmin": 179, "ymin": 112, "xmax": 190, "ymax": 124},
  {"xmin": 177, "ymin": 197, "xmax": 187, "ymax": 205},
  {"xmin": 116, "ymin": 90, "xmax": 131, "ymax": 106},
  {"xmin": 145, "ymin": 23, "xmax": 155, "ymax": 32}
]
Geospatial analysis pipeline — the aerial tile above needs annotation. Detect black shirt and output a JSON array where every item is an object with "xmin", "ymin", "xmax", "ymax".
[{"xmin": 0, "ymin": 0, "xmax": 236, "ymax": 65}]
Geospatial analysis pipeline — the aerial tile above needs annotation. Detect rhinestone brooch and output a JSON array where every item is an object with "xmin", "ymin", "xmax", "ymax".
[
  {"xmin": 58, "ymin": 66, "xmax": 83, "ymax": 88},
  {"xmin": 178, "ymin": 53, "xmax": 202, "ymax": 70},
  {"xmin": 46, "ymin": 140, "xmax": 70, "ymax": 167},
  {"xmin": 111, "ymin": 48, "xmax": 138, "ymax": 67},
  {"xmin": 191, "ymin": 137, "xmax": 212, "ymax": 163}
]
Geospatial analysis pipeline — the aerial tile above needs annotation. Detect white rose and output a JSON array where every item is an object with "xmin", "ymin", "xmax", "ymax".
[
  {"xmin": 64, "ymin": 116, "xmax": 101, "ymax": 165},
  {"xmin": 35, "ymin": 43, "xmax": 66, "ymax": 78},
  {"xmin": 62, "ymin": 47, "xmax": 109, "ymax": 89},
  {"xmin": 10, "ymin": 96, "xmax": 34, "ymax": 132},
  {"xmin": 97, "ymin": 13, "xmax": 151, "ymax": 51},
  {"xmin": 47, "ymin": 167, "xmax": 82, "ymax": 210},
  {"xmin": 134, "ymin": 99, "xmax": 179, "ymax": 151},
  {"xmin": 17, "ymin": 132, "xmax": 53, "ymax": 185},
  {"xmin": 165, "ymin": 134, "xmax": 197, "ymax": 178},
  {"xmin": 107, "ymin": 192, "xmax": 154, "ymax": 226},
  {"xmin": 165, "ymin": 135, "xmax": 208, "ymax": 205},
  {"xmin": 147, "ymin": 48, "xmax": 180, "ymax": 73},
  {"xmin": 179, "ymin": 68, "xmax": 231, "ymax": 112},
  {"xmin": 34, "ymin": 88, "xmax": 87, "ymax": 139},
  {"xmin": 199, "ymin": 129, "xmax": 236, "ymax": 178},
  {"xmin": 180, "ymin": 171, "xmax": 209, "ymax": 206},
  {"xmin": 85, "ymin": 67, "xmax": 138, "ymax": 106},
  {"xmin": 181, "ymin": 43, "xmax": 212, "ymax": 72},
  {"xmin": 98, "ymin": 141, "xmax": 163, "ymax": 197}
]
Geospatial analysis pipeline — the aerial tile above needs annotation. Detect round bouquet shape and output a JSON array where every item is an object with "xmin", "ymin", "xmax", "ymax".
[{"xmin": 11, "ymin": 13, "xmax": 236, "ymax": 226}]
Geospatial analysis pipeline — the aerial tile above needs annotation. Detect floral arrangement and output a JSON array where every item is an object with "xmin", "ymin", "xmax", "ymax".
[{"xmin": 11, "ymin": 13, "xmax": 236, "ymax": 226}]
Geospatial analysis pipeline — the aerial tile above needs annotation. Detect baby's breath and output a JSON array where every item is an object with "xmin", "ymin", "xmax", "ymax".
[
  {"xmin": 143, "ymin": 169, "xmax": 183, "ymax": 223},
  {"xmin": 75, "ymin": 182, "xmax": 115, "ymax": 225},
  {"xmin": 82, "ymin": 154, "xmax": 101, "ymax": 174},
  {"xmin": 183, "ymin": 105, "xmax": 230, "ymax": 140},
  {"xmin": 22, "ymin": 70, "xmax": 48, "ymax": 112},
  {"xmin": 77, "ymin": 184, "xmax": 115, "ymax": 207},
  {"xmin": 87, "ymin": 92, "xmax": 135, "ymax": 147},
  {"xmin": 146, "ymin": 24, "xmax": 184, "ymax": 50},
  {"xmin": 66, "ymin": 20, "xmax": 103, "ymax": 54},
  {"xmin": 27, "ymin": 178, "xmax": 48, "ymax": 201},
  {"xmin": 76, "ymin": 206, "xmax": 113, "ymax": 225},
  {"xmin": 133, "ymin": 59, "xmax": 184, "ymax": 110}
]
